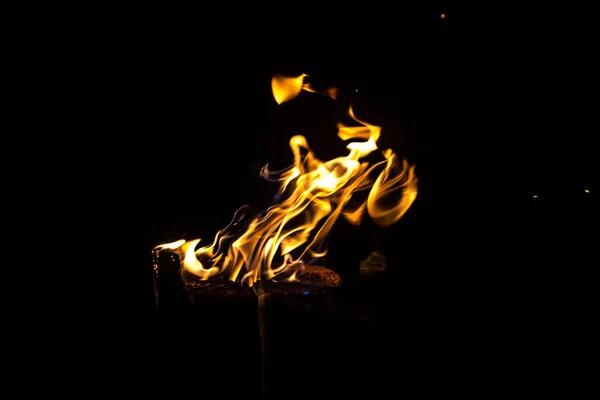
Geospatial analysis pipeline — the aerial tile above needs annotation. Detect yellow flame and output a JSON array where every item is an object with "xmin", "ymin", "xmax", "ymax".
[
  {"xmin": 271, "ymin": 73, "xmax": 307, "ymax": 105},
  {"xmin": 271, "ymin": 73, "xmax": 338, "ymax": 104},
  {"xmin": 155, "ymin": 74, "xmax": 418, "ymax": 285},
  {"xmin": 342, "ymin": 202, "xmax": 367, "ymax": 226},
  {"xmin": 325, "ymin": 87, "xmax": 339, "ymax": 99},
  {"xmin": 153, "ymin": 239, "xmax": 185, "ymax": 250},
  {"xmin": 367, "ymin": 152, "xmax": 418, "ymax": 227}
]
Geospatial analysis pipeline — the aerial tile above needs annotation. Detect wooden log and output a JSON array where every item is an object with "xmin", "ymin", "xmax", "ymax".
[
  {"xmin": 153, "ymin": 252, "xmax": 342, "ymax": 400},
  {"xmin": 152, "ymin": 248, "xmax": 186, "ymax": 310}
]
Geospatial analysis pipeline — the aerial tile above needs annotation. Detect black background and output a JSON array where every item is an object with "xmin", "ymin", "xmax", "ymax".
[{"xmin": 40, "ymin": 3, "xmax": 594, "ymax": 397}]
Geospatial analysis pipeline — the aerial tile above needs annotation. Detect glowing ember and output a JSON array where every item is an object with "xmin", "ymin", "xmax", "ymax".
[{"xmin": 155, "ymin": 74, "xmax": 418, "ymax": 286}]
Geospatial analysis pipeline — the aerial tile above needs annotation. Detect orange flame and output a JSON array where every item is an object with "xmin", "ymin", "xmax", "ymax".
[{"xmin": 155, "ymin": 74, "xmax": 417, "ymax": 286}]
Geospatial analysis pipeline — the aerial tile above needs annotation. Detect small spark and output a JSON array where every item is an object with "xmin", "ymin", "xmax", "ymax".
[
  {"xmin": 533, "ymin": 195, "xmax": 538, "ymax": 198},
  {"xmin": 441, "ymin": 13, "xmax": 446, "ymax": 19},
  {"xmin": 585, "ymin": 189, "xmax": 590, "ymax": 193},
  {"xmin": 355, "ymin": 89, "xmax": 358, "ymax": 92}
]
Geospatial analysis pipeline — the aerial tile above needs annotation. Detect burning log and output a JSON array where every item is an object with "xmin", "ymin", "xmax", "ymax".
[
  {"xmin": 253, "ymin": 264, "xmax": 341, "ymax": 400},
  {"xmin": 151, "ymin": 72, "xmax": 419, "ymax": 399},
  {"xmin": 259, "ymin": 264, "xmax": 341, "ymax": 295},
  {"xmin": 152, "ymin": 246, "xmax": 342, "ymax": 400},
  {"xmin": 154, "ymin": 249, "xmax": 341, "ymax": 305}
]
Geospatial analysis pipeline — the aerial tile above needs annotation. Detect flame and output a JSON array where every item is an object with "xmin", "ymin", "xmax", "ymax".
[
  {"xmin": 271, "ymin": 73, "xmax": 338, "ymax": 104},
  {"xmin": 156, "ymin": 74, "xmax": 418, "ymax": 286},
  {"xmin": 153, "ymin": 239, "xmax": 186, "ymax": 250},
  {"xmin": 272, "ymin": 73, "xmax": 307, "ymax": 104}
]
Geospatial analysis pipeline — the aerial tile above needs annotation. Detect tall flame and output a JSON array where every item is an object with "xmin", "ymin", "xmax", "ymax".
[{"xmin": 155, "ymin": 74, "xmax": 417, "ymax": 286}]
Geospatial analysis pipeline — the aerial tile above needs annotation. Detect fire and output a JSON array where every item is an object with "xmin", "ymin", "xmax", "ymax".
[{"xmin": 155, "ymin": 74, "xmax": 417, "ymax": 286}]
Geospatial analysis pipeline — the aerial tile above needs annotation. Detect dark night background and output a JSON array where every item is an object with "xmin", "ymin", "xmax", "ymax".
[{"xmin": 49, "ymin": 3, "xmax": 594, "ymax": 397}]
